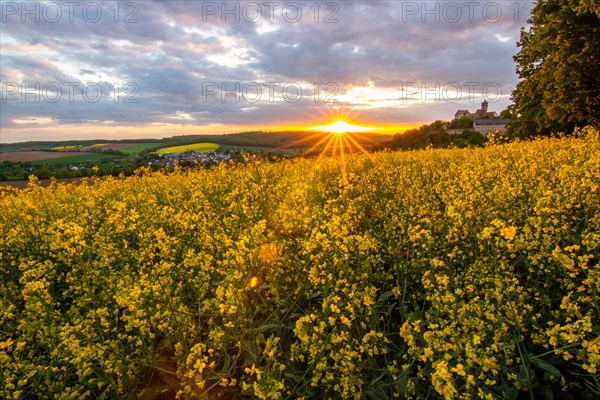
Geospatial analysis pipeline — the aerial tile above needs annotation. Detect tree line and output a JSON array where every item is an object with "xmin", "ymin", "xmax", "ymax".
[{"xmin": 508, "ymin": 0, "xmax": 600, "ymax": 137}]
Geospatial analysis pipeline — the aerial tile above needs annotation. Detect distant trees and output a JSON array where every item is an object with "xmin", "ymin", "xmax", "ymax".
[
  {"xmin": 380, "ymin": 121, "xmax": 486, "ymax": 151},
  {"xmin": 509, "ymin": 0, "xmax": 600, "ymax": 137},
  {"xmin": 448, "ymin": 117, "xmax": 474, "ymax": 129},
  {"xmin": 89, "ymin": 148, "xmax": 127, "ymax": 157},
  {"xmin": 36, "ymin": 166, "xmax": 53, "ymax": 180}
]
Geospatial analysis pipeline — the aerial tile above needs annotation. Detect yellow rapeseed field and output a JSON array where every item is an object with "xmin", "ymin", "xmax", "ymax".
[{"xmin": 1, "ymin": 127, "xmax": 599, "ymax": 399}]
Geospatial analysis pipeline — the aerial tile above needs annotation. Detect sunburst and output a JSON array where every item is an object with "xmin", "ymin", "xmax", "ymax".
[{"xmin": 314, "ymin": 120, "xmax": 374, "ymax": 134}]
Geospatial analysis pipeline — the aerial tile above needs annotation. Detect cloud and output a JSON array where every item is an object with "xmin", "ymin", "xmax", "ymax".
[{"xmin": 0, "ymin": 0, "xmax": 529, "ymax": 141}]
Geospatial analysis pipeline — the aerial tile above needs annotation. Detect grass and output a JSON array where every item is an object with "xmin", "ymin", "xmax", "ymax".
[
  {"xmin": 120, "ymin": 143, "xmax": 162, "ymax": 155},
  {"xmin": 0, "ymin": 147, "xmax": 38, "ymax": 153},
  {"xmin": 155, "ymin": 143, "xmax": 220, "ymax": 154},
  {"xmin": 32, "ymin": 153, "xmax": 116, "ymax": 165}
]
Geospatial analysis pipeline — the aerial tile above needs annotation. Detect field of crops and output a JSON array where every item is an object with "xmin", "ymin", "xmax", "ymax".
[
  {"xmin": 1, "ymin": 128, "xmax": 599, "ymax": 399},
  {"xmin": 50, "ymin": 143, "xmax": 160, "ymax": 155},
  {"xmin": 0, "ymin": 152, "xmax": 103, "ymax": 163},
  {"xmin": 50, "ymin": 145, "xmax": 78, "ymax": 151},
  {"xmin": 156, "ymin": 143, "xmax": 220, "ymax": 154},
  {"xmin": 31, "ymin": 153, "xmax": 117, "ymax": 165},
  {"xmin": 119, "ymin": 143, "xmax": 162, "ymax": 155}
]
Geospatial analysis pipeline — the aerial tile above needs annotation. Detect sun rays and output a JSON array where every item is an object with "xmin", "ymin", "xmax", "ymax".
[
  {"xmin": 274, "ymin": 119, "xmax": 380, "ymax": 184},
  {"xmin": 314, "ymin": 120, "xmax": 374, "ymax": 134}
]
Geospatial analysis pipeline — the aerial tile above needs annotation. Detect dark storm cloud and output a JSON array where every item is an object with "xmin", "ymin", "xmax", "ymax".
[{"xmin": 0, "ymin": 0, "xmax": 529, "ymax": 141}]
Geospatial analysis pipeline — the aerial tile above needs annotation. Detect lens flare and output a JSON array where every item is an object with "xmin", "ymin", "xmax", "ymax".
[{"xmin": 249, "ymin": 276, "xmax": 259, "ymax": 288}]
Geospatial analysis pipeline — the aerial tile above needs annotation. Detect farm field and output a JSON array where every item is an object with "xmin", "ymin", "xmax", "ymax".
[
  {"xmin": 1, "ymin": 131, "xmax": 599, "ymax": 399},
  {"xmin": 50, "ymin": 145, "xmax": 78, "ymax": 150},
  {"xmin": 0, "ymin": 151, "xmax": 101, "ymax": 163},
  {"xmin": 119, "ymin": 143, "xmax": 161, "ymax": 155},
  {"xmin": 51, "ymin": 142, "xmax": 160, "ymax": 154},
  {"xmin": 2, "ymin": 143, "xmax": 159, "ymax": 165},
  {"xmin": 0, "ymin": 144, "xmax": 160, "ymax": 181},
  {"xmin": 31, "ymin": 153, "xmax": 116, "ymax": 165},
  {"xmin": 156, "ymin": 142, "xmax": 220, "ymax": 154}
]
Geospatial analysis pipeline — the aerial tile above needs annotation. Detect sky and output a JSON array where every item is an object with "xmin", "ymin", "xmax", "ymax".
[{"xmin": 0, "ymin": 0, "xmax": 533, "ymax": 142}]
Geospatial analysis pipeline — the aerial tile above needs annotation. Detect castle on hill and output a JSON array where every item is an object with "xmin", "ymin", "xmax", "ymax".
[
  {"xmin": 454, "ymin": 100, "xmax": 497, "ymax": 120},
  {"xmin": 449, "ymin": 101, "xmax": 509, "ymax": 137}
]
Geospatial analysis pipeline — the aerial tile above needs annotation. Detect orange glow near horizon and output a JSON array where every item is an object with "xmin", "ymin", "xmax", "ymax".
[
  {"xmin": 277, "ymin": 114, "xmax": 405, "ymax": 164},
  {"xmin": 3, "ymin": 100, "xmax": 420, "ymax": 142},
  {"xmin": 313, "ymin": 120, "xmax": 375, "ymax": 134},
  {"xmin": 2, "ymin": 117, "xmax": 422, "ymax": 143}
]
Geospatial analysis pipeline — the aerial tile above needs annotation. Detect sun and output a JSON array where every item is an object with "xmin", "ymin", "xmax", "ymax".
[{"xmin": 314, "ymin": 120, "xmax": 373, "ymax": 134}]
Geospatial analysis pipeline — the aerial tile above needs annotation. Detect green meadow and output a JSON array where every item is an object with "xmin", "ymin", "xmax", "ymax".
[{"xmin": 32, "ymin": 153, "xmax": 116, "ymax": 165}]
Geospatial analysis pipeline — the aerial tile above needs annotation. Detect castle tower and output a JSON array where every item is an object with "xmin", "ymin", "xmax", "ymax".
[{"xmin": 481, "ymin": 100, "xmax": 488, "ymax": 113}]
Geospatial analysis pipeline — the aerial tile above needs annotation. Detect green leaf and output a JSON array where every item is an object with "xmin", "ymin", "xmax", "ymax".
[
  {"xmin": 365, "ymin": 387, "xmax": 387, "ymax": 400},
  {"xmin": 518, "ymin": 364, "xmax": 532, "ymax": 387},
  {"xmin": 530, "ymin": 357, "xmax": 561, "ymax": 378},
  {"xmin": 394, "ymin": 372, "xmax": 408, "ymax": 395},
  {"xmin": 257, "ymin": 323, "xmax": 287, "ymax": 333},
  {"xmin": 284, "ymin": 373, "xmax": 300, "ymax": 383},
  {"xmin": 242, "ymin": 339, "xmax": 257, "ymax": 366},
  {"xmin": 377, "ymin": 290, "xmax": 394, "ymax": 303}
]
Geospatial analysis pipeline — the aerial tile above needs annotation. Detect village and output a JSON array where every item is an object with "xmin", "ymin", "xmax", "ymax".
[{"xmin": 148, "ymin": 150, "xmax": 235, "ymax": 167}]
